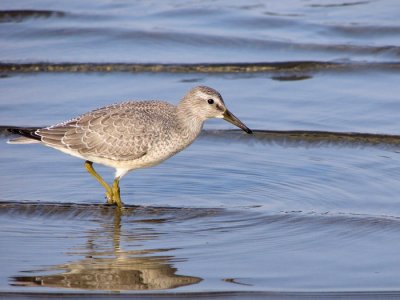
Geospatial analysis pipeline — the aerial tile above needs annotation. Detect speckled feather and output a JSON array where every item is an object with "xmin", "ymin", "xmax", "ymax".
[
  {"xmin": 39, "ymin": 101, "xmax": 177, "ymax": 160},
  {"xmin": 9, "ymin": 86, "xmax": 251, "ymax": 179}
]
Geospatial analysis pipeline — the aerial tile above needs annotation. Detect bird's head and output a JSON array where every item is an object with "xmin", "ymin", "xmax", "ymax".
[{"xmin": 180, "ymin": 86, "xmax": 252, "ymax": 134}]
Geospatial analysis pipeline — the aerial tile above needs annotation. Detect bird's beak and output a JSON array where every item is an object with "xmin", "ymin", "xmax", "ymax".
[{"xmin": 223, "ymin": 110, "xmax": 253, "ymax": 134}]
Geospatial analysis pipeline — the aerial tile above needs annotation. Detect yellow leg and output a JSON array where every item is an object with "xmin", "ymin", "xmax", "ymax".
[
  {"xmin": 84, "ymin": 161, "xmax": 113, "ymax": 204},
  {"xmin": 111, "ymin": 177, "xmax": 123, "ymax": 208}
]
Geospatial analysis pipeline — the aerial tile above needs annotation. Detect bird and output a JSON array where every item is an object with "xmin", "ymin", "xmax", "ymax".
[{"xmin": 7, "ymin": 86, "xmax": 252, "ymax": 208}]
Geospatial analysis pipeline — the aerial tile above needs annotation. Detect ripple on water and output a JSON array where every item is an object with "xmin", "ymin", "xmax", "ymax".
[
  {"xmin": 1, "ymin": 0, "xmax": 400, "ymax": 63},
  {"xmin": 2, "ymin": 201, "xmax": 400, "ymax": 292},
  {"xmin": 1, "ymin": 0, "xmax": 400, "ymax": 295}
]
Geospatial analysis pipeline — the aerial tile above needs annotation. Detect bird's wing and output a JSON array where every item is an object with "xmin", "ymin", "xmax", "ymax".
[{"xmin": 37, "ymin": 101, "xmax": 172, "ymax": 161}]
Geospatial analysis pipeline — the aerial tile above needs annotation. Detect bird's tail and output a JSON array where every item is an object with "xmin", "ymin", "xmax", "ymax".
[{"xmin": 1, "ymin": 126, "xmax": 42, "ymax": 144}]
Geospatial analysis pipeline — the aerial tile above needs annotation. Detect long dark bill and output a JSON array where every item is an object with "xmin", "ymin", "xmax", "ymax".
[{"xmin": 223, "ymin": 110, "xmax": 253, "ymax": 134}]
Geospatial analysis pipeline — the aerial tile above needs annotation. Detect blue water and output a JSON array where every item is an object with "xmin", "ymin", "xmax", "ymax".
[{"xmin": 1, "ymin": 0, "xmax": 400, "ymax": 297}]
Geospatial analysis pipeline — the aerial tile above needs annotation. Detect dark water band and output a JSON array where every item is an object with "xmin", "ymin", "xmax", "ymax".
[
  {"xmin": 3, "ymin": 126, "xmax": 400, "ymax": 149},
  {"xmin": 201, "ymin": 129, "xmax": 400, "ymax": 149},
  {"xmin": 1, "ymin": 61, "xmax": 400, "ymax": 74}
]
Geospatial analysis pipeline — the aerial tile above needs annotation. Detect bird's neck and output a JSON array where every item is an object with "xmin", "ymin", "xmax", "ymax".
[{"xmin": 176, "ymin": 104, "xmax": 205, "ymax": 142}]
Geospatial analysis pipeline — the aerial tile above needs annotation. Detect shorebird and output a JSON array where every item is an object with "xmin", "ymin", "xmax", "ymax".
[{"xmin": 8, "ymin": 86, "xmax": 252, "ymax": 208}]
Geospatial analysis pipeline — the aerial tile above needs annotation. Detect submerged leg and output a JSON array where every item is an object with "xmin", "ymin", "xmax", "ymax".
[
  {"xmin": 84, "ymin": 160, "xmax": 113, "ymax": 204},
  {"xmin": 111, "ymin": 177, "xmax": 123, "ymax": 208}
]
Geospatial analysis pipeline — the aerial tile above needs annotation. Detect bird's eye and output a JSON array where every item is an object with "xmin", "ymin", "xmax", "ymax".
[{"xmin": 207, "ymin": 99, "xmax": 214, "ymax": 105}]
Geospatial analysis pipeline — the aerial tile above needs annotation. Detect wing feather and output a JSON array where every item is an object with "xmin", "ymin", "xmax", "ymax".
[{"xmin": 37, "ymin": 101, "xmax": 175, "ymax": 161}]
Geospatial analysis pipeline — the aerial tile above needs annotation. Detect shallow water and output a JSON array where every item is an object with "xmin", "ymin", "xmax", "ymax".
[{"xmin": 1, "ymin": 0, "xmax": 400, "ymax": 297}]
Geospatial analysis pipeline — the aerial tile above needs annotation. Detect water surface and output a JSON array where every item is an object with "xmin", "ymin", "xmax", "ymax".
[{"xmin": 1, "ymin": 0, "xmax": 400, "ymax": 297}]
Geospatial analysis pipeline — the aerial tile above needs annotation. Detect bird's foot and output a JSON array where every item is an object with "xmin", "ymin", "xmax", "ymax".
[
  {"xmin": 105, "ymin": 191, "xmax": 114, "ymax": 205},
  {"xmin": 111, "ymin": 179, "xmax": 123, "ymax": 209},
  {"xmin": 85, "ymin": 161, "xmax": 121, "ymax": 207},
  {"xmin": 104, "ymin": 184, "xmax": 123, "ymax": 208}
]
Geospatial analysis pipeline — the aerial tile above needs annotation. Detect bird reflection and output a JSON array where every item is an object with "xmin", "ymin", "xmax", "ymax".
[{"xmin": 11, "ymin": 206, "xmax": 202, "ymax": 291}]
